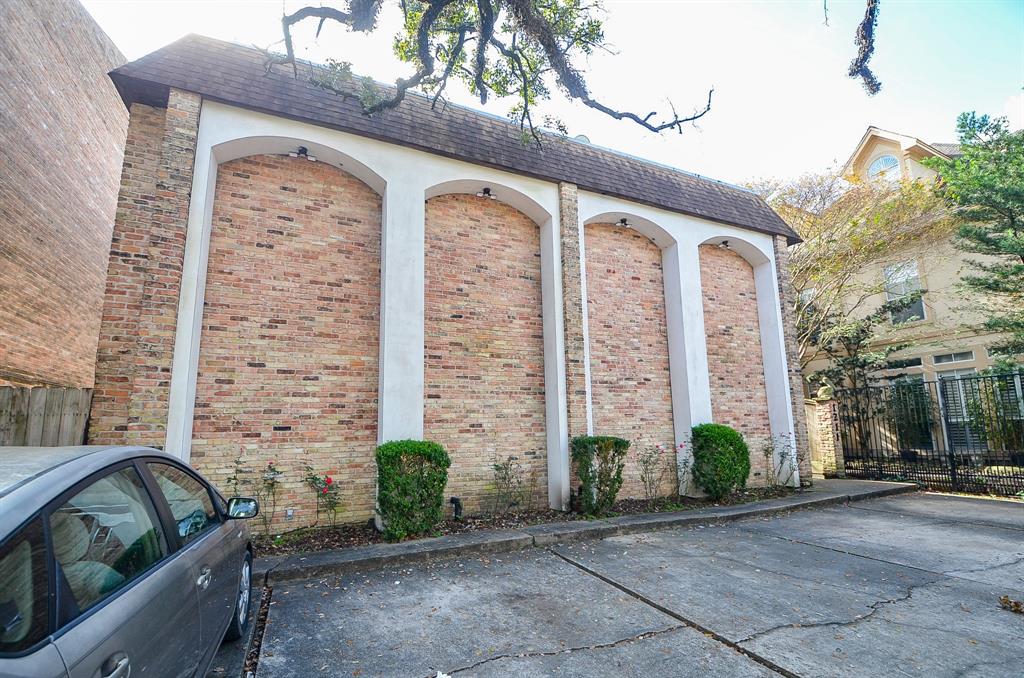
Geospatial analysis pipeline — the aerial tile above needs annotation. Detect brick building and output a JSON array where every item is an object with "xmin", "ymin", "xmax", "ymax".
[
  {"xmin": 89, "ymin": 35, "xmax": 808, "ymax": 525},
  {"xmin": 0, "ymin": 0, "xmax": 128, "ymax": 387}
]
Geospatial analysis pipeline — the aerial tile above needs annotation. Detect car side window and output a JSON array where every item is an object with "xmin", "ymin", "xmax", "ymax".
[
  {"xmin": 147, "ymin": 463, "xmax": 219, "ymax": 544},
  {"xmin": 49, "ymin": 467, "xmax": 168, "ymax": 615},
  {"xmin": 0, "ymin": 518, "xmax": 49, "ymax": 654}
]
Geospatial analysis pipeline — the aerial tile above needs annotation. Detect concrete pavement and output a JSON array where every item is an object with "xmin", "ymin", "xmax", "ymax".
[{"xmin": 252, "ymin": 490, "xmax": 1024, "ymax": 677}]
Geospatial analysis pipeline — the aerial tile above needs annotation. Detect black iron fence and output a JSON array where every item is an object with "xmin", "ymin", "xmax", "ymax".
[{"xmin": 835, "ymin": 372, "xmax": 1024, "ymax": 496}]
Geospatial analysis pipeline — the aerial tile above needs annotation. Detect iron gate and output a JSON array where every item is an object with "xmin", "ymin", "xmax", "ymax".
[{"xmin": 835, "ymin": 372, "xmax": 1024, "ymax": 496}]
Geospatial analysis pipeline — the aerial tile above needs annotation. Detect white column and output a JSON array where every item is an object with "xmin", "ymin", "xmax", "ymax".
[
  {"xmin": 540, "ymin": 216, "xmax": 571, "ymax": 510},
  {"xmin": 377, "ymin": 184, "xmax": 426, "ymax": 442},
  {"xmin": 754, "ymin": 260, "xmax": 800, "ymax": 486},
  {"xmin": 165, "ymin": 141, "xmax": 217, "ymax": 462},
  {"xmin": 662, "ymin": 240, "xmax": 713, "ymax": 494}
]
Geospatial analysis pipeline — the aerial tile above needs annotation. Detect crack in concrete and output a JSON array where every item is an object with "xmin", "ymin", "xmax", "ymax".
[
  {"xmin": 436, "ymin": 624, "xmax": 687, "ymax": 676},
  {"xmin": 848, "ymin": 503, "xmax": 1024, "ymax": 533},
  {"xmin": 952, "ymin": 656, "xmax": 1024, "ymax": 678},
  {"xmin": 549, "ymin": 548, "xmax": 797, "ymax": 678},
  {"xmin": 735, "ymin": 582, "xmax": 921, "ymax": 645},
  {"xmin": 946, "ymin": 553, "xmax": 1024, "ymax": 575}
]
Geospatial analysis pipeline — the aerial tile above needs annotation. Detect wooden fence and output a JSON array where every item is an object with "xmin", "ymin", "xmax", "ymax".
[{"xmin": 0, "ymin": 387, "xmax": 93, "ymax": 446}]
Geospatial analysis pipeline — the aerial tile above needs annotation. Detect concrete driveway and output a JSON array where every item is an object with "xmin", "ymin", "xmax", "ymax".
[{"xmin": 255, "ymin": 492, "xmax": 1024, "ymax": 677}]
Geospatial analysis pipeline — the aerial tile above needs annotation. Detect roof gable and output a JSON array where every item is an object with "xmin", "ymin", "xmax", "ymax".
[{"xmin": 110, "ymin": 35, "xmax": 798, "ymax": 243}]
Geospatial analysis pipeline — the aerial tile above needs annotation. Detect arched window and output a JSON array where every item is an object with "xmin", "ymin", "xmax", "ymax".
[{"xmin": 867, "ymin": 154, "xmax": 900, "ymax": 181}]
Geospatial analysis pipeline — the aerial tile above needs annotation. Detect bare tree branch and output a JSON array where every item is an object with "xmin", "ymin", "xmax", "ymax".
[{"xmin": 849, "ymin": 0, "xmax": 882, "ymax": 95}]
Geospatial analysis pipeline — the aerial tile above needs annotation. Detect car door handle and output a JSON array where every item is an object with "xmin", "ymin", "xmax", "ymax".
[
  {"xmin": 197, "ymin": 566, "xmax": 212, "ymax": 590},
  {"xmin": 100, "ymin": 652, "xmax": 130, "ymax": 678}
]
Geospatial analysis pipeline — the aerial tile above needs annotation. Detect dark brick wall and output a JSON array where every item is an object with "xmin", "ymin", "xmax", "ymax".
[{"xmin": 0, "ymin": 0, "xmax": 127, "ymax": 386}]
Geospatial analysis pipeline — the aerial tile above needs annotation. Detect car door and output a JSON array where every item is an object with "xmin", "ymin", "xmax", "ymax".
[
  {"xmin": 145, "ymin": 462, "xmax": 239, "ymax": 665},
  {"xmin": 51, "ymin": 463, "xmax": 203, "ymax": 678},
  {"xmin": 0, "ymin": 516, "xmax": 68, "ymax": 678}
]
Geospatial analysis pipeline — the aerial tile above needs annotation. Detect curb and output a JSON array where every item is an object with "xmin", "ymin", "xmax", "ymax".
[{"xmin": 259, "ymin": 480, "xmax": 917, "ymax": 585}]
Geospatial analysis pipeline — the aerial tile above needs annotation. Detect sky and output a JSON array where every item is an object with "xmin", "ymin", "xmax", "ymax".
[{"xmin": 81, "ymin": 0, "xmax": 1024, "ymax": 186}]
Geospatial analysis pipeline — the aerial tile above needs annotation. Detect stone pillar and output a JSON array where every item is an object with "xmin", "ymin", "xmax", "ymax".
[
  {"xmin": 811, "ymin": 396, "xmax": 845, "ymax": 477},
  {"xmin": 89, "ymin": 88, "xmax": 201, "ymax": 448},
  {"xmin": 772, "ymin": 235, "xmax": 812, "ymax": 484},
  {"xmin": 558, "ymin": 182, "xmax": 591, "ymax": 439}
]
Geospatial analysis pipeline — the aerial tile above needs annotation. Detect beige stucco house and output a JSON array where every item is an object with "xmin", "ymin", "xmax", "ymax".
[{"xmin": 803, "ymin": 126, "xmax": 1007, "ymax": 386}]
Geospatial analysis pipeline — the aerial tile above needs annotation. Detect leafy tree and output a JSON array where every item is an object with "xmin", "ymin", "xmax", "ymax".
[
  {"xmin": 752, "ymin": 173, "xmax": 950, "ymax": 371},
  {"xmin": 811, "ymin": 292, "xmax": 924, "ymax": 392},
  {"xmin": 924, "ymin": 112, "xmax": 1024, "ymax": 358},
  {"xmin": 269, "ymin": 0, "xmax": 885, "ymax": 142}
]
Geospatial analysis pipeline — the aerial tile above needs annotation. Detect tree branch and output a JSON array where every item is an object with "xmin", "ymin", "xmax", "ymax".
[{"xmin": 849, "ymin": 0, "xmax": 881, "ymax": 95}]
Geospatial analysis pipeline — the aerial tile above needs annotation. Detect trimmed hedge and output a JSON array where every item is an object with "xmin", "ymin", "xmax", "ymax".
[
  {"xmin": 376, "ymin": 439, "xmax": 451, "ymax": 541},
  {"xmin": 570, "ymin": 435, "xmax": 630, "ymax": 515},
  {"xmin": 690, "ymin": 424, "xmax": 750, "ymax": 499}
]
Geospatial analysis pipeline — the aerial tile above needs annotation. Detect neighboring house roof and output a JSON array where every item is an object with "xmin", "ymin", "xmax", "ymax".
[
  {"xmin": 929, "ymin": 142, "xmax": 963, "ymax": 158},
  {"xmin": 842, "ymin": 126, "xmax": 959, "ymax": 175},
  {"xmin": 109, "ymin": 35, "xmax": 798, "ymax": 244}
]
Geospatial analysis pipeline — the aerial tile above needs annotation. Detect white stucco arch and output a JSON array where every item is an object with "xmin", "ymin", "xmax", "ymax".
[
  {"xmin": 211, "ymin": 135, "xmax": 387, "ymax": 195},
  {"xmin": 583, "ymin": 211, "xmax": 674, "ymax": 249},
  {"xmin": 697, "ymin": 233, "xmax": 800, "ymax": 486},
  {"xmin": 425, "ymin": 179, "xmax": 552, "ymax": 226},
  {"xmin": 422, "ymin": 177, "xmax": 568, "ymax": 510}
]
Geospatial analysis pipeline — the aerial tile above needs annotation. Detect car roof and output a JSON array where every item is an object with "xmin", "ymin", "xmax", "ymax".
[
  {"xmin": 0, "ymin": 446, "xmax": 113, "ymax": 497},
  {"xmin": 0, "ymin": 445, "xmax": 179, "ymax": 539}
]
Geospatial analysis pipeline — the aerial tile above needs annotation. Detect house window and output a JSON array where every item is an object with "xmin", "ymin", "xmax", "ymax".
[
  {"xmin": 867, "ymin": 154, "xmax": 900, "ymax": 181},
  {"xmin": 933, "ymin": 351, "xmax": 975, "ymax": 365},
  {"xmin": 883, "ymin": 261, "xmax": 925, "ymax": 324}
]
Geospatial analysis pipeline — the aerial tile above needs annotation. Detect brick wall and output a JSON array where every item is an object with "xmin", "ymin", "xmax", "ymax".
[
  {"xmin": 699, "ymin": 245, "xmax": 773, "ymax": 485},
  {"xmin": 89, "ymin": 90, "xmax": 201, "ymax": 448},
  {"xmin": 424, "ymin": 194, "xmax": 548, "ymax": 514},
  {"xmin": 190, "ymin": 155, "xmax": 382, "ymax": 526},
  {"xmin": 558, "ymin": 183, "xmax": 590, "ymax": 439},
  {"xmin": 585, "ymin": 224, "xmax": 676, "ymax": 498},
  {"xmin": 0, "ymin": 0, "xmax": 127, "ymax": 387}
]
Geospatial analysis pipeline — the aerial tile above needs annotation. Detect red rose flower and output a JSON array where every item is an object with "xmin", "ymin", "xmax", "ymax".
[{"xmin": 325, "ymin": 476, "xmax": 333, "ymax": 485}]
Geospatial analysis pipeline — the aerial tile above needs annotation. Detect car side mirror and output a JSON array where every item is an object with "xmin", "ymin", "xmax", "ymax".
[{"xmin": 226, "ymin": 497, "xmax": 259, "ymax": 519}]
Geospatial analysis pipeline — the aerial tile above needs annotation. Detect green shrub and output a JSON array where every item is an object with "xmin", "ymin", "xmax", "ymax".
[
  {"xmin": 376, "ymin": 440, "xmax": 451, "ymax": 541},
  {"xmin": 690, "ymin": 424, "xmax": 750, "ymax": 499},
  {"xmin": 571, "ymin": 435, "xmax": 629, "ymax": 515}
]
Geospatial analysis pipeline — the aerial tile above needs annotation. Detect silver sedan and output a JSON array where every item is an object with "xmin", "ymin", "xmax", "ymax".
[{"xmin": 0, "ymin": 446, "xmax": 258, "ymax": 678}]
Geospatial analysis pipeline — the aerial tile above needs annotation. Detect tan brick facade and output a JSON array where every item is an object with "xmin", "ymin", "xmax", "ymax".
[
  {"xmin": 699, "ymin": 245, "xmax": 773, "ymax": 485},
  {"xmin": 0, "ymin": 0, "xmax": 127, "ymax": 387},
  {"xmin": 558, "ymin": 183, "xmax": 590, "ymax": 438},
  {"xmin": 89, "ymin": 90, "xmax": 201, "ymax": 448},
  {"xmin": 773, "ymin": 236, "xmax": 812, "ymax": 482},
  {"xmin": 585, "ymin": 224, "xmax": 676, "ymax": 498},
  {"xmin": 190, "ymin": 155, "xmax": 382, "ymax": 525},
  {"xmin": 423, "ymin": 195, "xmax": 548, "ymax": 513}
]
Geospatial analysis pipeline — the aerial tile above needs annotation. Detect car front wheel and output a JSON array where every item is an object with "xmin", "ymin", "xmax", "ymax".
[{"xmin": 223, "ymin": 552, "xmax": 252, "ymax": 641}]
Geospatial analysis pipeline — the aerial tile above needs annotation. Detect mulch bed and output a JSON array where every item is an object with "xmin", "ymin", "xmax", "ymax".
[{"xmin": 253, "ymin": 486, "xmax": 796, "ymax": 557}]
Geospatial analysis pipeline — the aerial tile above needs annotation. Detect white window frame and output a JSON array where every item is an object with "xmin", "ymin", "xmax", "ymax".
[
  {"xmin": 933, "ymin": 350, "xmax": 975, "ymax": 366},
  {"xmin": 883, "ymin": 260, "xmax": 925, "ymax": 324},
  {"xmin": 868, "ymin": 154, "xmax": 901, "ymax": 181}
]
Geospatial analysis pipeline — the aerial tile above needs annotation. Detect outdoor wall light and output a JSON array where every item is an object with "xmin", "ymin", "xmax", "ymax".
[
  {"xmin": 618, "ymin": 217, "xmax": 631, "ymax": 228},
  {"xmin": 475, "ymin": 187, "xmax": 496, "ymax": 199},
  {"xmin": 288, "ymin": 146, "xmax": 317, "ymax": 162},
  {"xmin": 718, "ymin": 240, "xmax": 730, "ymax": 250}
]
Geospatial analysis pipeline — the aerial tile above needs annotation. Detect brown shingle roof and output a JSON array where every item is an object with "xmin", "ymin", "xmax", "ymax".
[
  {"xmin": 930, "ymin": 142, "xmax": 962, "ymax": 158},
  {"xmin": 110, "ymin": 34, "xmax": 798, "ymax": 243}
]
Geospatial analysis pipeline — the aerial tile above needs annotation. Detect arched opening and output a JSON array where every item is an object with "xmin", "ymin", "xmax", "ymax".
[
  {"xmin": 585, "ymin": 221, "xmax": 675, "ymax": 498},
  {"xmin": 423, "ymin": 191, "xmax": 548, "ymax": 513},
  {"xmin": 698, "ymin": 239, "xmax": 773, "ymax": 485},
  {"xmin": 191, "ymin": 153, "xmax": 382, "ymax": 523}
]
